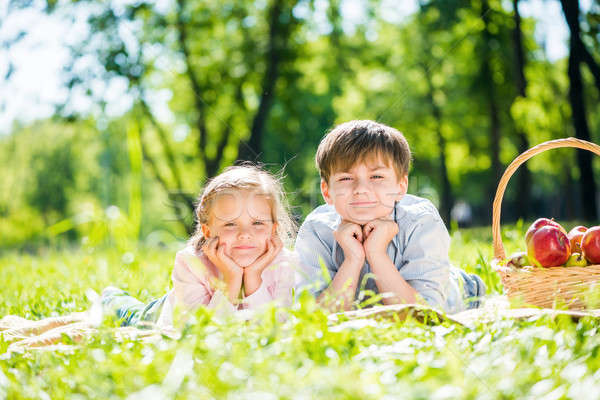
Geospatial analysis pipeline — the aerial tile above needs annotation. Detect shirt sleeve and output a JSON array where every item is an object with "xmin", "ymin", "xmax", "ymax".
[
  {"xmin": 399, "ymin": 213, "xmax": 451, "ymax": 311},
  {"xmin": 294, "ymin": 220, "xmax": 337, "ymax": 298},
  {"xmin": 171, "ymin": 250, "xmax": 215, "ymax": 310},
  {"xmin": 242, "ymin": 251, "xmax": 297, "ymax": 309}
]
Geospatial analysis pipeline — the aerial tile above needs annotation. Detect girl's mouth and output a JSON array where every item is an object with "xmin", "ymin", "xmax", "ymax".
[{"xmin": 233, "ymin": 245, "xmax": 256, "ymax": 250}]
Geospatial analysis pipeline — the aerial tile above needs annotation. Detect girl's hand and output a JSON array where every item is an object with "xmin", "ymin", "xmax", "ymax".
[
  {"xmin": 245, "ymin": 236, "xmax": 283, "ymax": 277},
  {"xmin": 202, "ymin": 237, "xmax": 243, "ymax": 302},
  {"xmin": 243, "ymin": 235, "xmax": 283, "ymax": 296}
]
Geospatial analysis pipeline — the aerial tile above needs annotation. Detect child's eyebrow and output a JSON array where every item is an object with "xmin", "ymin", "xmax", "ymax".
[{"xmin": 369, "ymin": 166, "xmax": 389, "ymax": 171}]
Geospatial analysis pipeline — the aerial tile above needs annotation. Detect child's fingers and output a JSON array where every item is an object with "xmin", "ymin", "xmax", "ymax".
[
  {"xmin": 271, "ymin": 237, "xmax": 283, "ymax": 255},
  {"xmin": 363, "ymin": 222, "xmax": 376, "ymax": 239},
  {"xmin": 216, "ymin": 242, "xmax": 226, "ymax": 258},
  {"xmin": 202, "ymin": 237, "xmax": 217, "ymax": 254},
  {"xmin": 352, "ymin": 225, "xmax": 363, "ymax": 242}
]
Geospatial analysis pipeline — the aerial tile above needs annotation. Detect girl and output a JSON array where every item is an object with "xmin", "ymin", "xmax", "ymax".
[
  {"xmin": 3, "ymin": 165, "xmax": 298, "ymax": 350},
  {"xmin": 102, "ymin": 164, "xmax": 299, "ymax": 327}
]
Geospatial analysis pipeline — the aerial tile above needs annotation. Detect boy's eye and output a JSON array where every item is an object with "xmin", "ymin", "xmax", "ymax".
[
  {"xmin": 224, "ymin": 222, "xmax": 236, "ymax": 227},
  {"xmin": 338, "ymin": 177, "xmax": 352, "ymax": 181},
  {"xmin": 371, "ymin": 175, "xmax": 384, "ymax": 179},
  {"xmin": 252, "ymin": 221, "xmax": 265, "ymax": 226}
]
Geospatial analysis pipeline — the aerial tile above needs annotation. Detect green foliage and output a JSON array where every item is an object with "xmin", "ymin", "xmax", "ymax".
[
  {"xmin": 2, "ymin": 226, "xmax": 600, "ymax": 398},
  {"xmin": 3, "ymin": 0, "xmax": 600, "ymax": 249}
]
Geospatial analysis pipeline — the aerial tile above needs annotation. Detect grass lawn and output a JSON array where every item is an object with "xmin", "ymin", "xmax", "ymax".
[{"xmin": 2, "ymin": 224, "xmax": 600, "ymax": 399}]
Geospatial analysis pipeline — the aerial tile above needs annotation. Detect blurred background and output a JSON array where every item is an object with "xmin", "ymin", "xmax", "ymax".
[{"xmin": 1, "ymin": 0, "xmax": 599, "ymax": 252}]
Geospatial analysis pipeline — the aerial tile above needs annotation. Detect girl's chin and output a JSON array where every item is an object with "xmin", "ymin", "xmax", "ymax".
[{"xmin": 231, "ymin": 256, "xmax": 259, "ymax": 267}]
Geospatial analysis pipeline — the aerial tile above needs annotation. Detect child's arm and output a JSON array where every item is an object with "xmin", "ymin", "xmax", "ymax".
[
  {"xmin": 242, "ymin": 248, "xmax": 297, "ymax": 309},
  {"xmin": 172, "ymin": 248, "xmax": 239, "ymax": 311},
  {"xmin": 243, "ymin": 237, "xmax": 283, "ymax": 296},
  {"xmin": 364, "ymin": 215, "xmax": 449, "ymax": 309},
  {"xmin": 202, "ymin": 238, "xmax": 244, "ymax": 304},
  {"xmin": 363, "ymin": 218, "xmax": 419, "ymax": 305},
  {"xmin": 316, "ymin": 221, "xmax": 365, "ymax": 311},
  {"xmin": 296, "ymin": 218, "xmax": 365, "ymax": 311}
]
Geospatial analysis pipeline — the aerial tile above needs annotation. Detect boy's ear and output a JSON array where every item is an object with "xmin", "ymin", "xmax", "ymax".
[
  {"xmin": 320, "ymin": 179, "xmax": 334, "ymax": 205},
  {"xmin": 271, "ymin": 222, "xmax": 278, "ymax": 236},
  {"xmin": 201, "ymin": 224, "xmax": 211, "ymax": 238},
  {"xmin": 398, "ymin": 174, "xmax": 408, "ymax": 197}
]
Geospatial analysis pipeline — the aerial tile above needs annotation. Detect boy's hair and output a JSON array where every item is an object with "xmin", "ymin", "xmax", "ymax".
[
  {"xmin": 316, "ymin": 120, "xmax": 411, "ymax": 182},
  {"xmin": 188, "ymin": 164, "xmax": 296, "ymax": 253}
]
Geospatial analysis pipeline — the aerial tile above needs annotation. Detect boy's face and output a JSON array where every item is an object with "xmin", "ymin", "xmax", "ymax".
[{"xmin": 321, "ymin": 156, "xmax": 408, "ymax": 225}]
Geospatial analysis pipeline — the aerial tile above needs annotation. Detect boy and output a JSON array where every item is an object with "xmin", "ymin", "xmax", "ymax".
[{"xmin": 295, "ymin": 120, "xmax": 484, "ymax": 313}]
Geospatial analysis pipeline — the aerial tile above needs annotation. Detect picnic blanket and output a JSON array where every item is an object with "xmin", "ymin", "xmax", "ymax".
[
  {"xmin": 3, "ymin": 295, "xmax": 600, "ymax": 355},
  {"xmin": 330, "ymin": 295, "xmax": 600, "ymax": 329}
]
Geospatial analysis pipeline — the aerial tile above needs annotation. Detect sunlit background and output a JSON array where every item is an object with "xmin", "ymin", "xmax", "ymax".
[{"xmin": 1, "ymin": 0, "xmax": 599, "ymax": 251}]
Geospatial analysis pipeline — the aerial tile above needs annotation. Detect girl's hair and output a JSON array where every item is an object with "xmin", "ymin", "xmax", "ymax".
[{"xmin": 188, "ymin": 164, "xmax": 296, "ymax": 253}]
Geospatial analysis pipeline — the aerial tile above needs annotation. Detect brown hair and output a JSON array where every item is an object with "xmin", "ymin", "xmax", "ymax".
[
  {"xmin": 316, "ymin": 120, "xmax": 411, "ymax": 182},
  {"xmin": 188, "ymin": 164, "xmax": 296, "ymax": 253}
]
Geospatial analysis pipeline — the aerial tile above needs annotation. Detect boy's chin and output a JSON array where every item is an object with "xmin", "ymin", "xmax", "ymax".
[{"xmin": 340, "ymin": 210, "xmax": 393, "ymax": 225}]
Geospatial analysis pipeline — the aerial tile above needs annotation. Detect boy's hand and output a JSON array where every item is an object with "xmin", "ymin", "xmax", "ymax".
[
  {"xmin": 202, "ymin": 237, "xmax": 243, "ymax": 302},
  {"xmin": 362, "ymin": 218, "xmax": 399, "ymax": 261},
  {"xmin": 334, "ymin": 221, "xmax": 366, "ymax": 265}
]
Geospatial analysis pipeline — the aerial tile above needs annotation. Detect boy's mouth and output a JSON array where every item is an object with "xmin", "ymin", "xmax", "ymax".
[{"xmin": 349, "ymin": 201, "xmax": 378, "ymax": 207}]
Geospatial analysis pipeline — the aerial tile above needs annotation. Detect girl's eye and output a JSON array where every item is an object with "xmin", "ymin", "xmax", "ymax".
[
  {"xmin": 224, "ymin": 222, "xmax": 236, "ymax": 227},
  {"xmin": 252, "ymin": 221, "xmax": 265, "ymax": 226}
]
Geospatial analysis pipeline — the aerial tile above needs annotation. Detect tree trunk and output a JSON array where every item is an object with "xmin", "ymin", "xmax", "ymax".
[
  {"xmin": 481, "ymin": 0, "xmax": 503, "ymax": 211},
  {"xmin": 512, "ymin": 0, "xmax": 531, "ymax": 219},
  {"xmin": 237, "ymin": 0, "xmax": 287, "ymax": 161},
  {"xmin": 422, "ymin": 64, "xmax": 453, "ymax": 226},
  {"xmin": 560, "ymin": 0, "xmax": 598, "ymax": 220}
]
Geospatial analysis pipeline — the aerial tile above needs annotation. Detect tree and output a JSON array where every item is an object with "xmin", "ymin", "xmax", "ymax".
[
  {"xmin": 560, "ymin": 0, "xmax": 598, "ymax": 220},
  {"xmin": 511, "ymin": 0, "xmax": 531, "ymax": 218},
  {"xmin": 55, "ymin": 0, "xmax": 304, "ymax": 232}
]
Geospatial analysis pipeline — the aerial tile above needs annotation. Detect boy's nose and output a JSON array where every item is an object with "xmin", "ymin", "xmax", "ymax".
[{"xmin": 352, "ymin": 179, "xmax": 370, "ymax": 194}]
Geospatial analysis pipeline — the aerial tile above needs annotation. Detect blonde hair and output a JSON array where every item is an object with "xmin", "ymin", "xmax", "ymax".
[
  {"xmin": 188, "ymin": 164, "xmax": 296, "ymax": 253},
  {"xmin": 316, "ymin": 120, "xmax": 411, "ymax": 183}
]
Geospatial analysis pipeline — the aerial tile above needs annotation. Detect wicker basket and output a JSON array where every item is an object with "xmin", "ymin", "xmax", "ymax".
[{"xmin": 492, "ymin": 137, "xmax": 600, "ymax": 310}]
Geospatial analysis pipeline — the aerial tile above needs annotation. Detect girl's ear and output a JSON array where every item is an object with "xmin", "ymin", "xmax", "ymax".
[
  {"xmin": 201, "ymin": 224, "xmax": 211, "ymax": 239},
  {"xmin": 271, "ymin": 222, "xmax": 278, "ymax": 236}
]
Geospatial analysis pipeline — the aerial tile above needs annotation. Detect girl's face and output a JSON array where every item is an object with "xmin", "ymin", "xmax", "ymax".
[{"xmin": 202, "ymin": 190, "xmax": 276, "ymax": 267}]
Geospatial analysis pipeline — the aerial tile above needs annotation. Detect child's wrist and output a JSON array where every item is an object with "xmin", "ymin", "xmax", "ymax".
[
  {"xmin": 341, "ymin": 257, "xmax": 364, "ymax": 271},
  {"xmin": 226, "ymin": 276, "xmax": 243, "ymax": 302},
  {"xmin": 365, "ymin": 249, "xmax": 390, "ymax": 265}
]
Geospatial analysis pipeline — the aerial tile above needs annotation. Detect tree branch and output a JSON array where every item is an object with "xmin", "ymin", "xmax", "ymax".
[
  {"xmin": 206, "ymin": 116, "xmax": 234, "ymax": 177},
  {"xmin": 237, "ymin": 0, "xmax": 291, "ymax": 161},
  {"xmin": 138, "ymin": 97, "xmax": 183, "ymax": 190},
  {"xmin": 175, "ymin": 0, "xmax": 208, "ymax": 164}
]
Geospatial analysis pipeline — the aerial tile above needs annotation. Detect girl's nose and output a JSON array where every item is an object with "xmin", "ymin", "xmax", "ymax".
[{"xmin": 237, "ymin": 226, "xmax": 252, "ymax": 239}]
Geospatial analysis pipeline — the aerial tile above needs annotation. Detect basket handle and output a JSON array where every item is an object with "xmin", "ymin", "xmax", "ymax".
[{"xmin": 492, "ymin": 137, "xmax": 600, "ymax": 260}]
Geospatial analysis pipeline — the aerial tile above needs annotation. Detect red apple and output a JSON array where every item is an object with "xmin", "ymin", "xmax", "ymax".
[
  {"xmin": 582, "ymin": 226, "xmax": 600, "ymax": 264},
  {"xmin": 527, "ymin": 226, "xmax": 571, "ymax": 267},
  {"xmin": 525, "ymin": 218, "xmax": 568, "ymax": 245},
  {"xmin": 567, "ymin": 226, "xmax": 588, "ymax": 253}
]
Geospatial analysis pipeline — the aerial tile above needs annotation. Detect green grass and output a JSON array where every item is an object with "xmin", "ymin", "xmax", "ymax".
[{"xmin": 2, "ymin": 224, "xmax": 600, "ymax": 399}]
